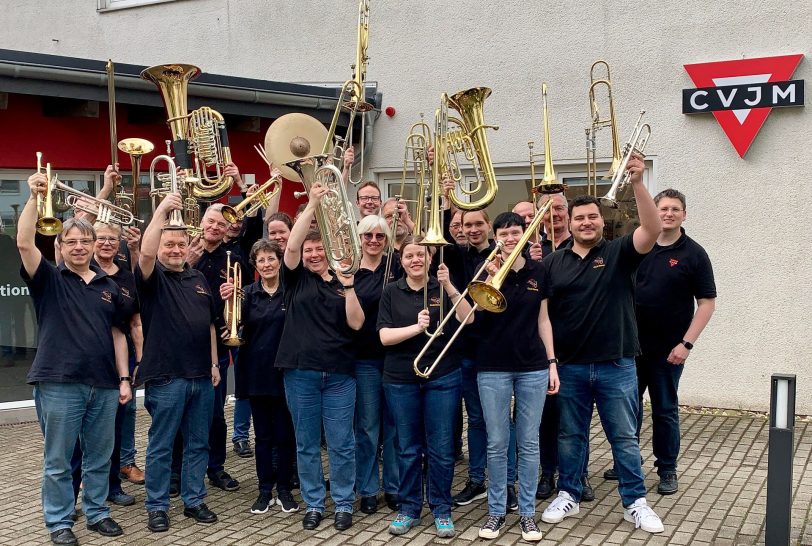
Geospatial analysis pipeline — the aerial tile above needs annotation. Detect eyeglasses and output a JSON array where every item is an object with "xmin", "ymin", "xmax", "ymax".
[
  {"xmin": 96, "ymin": 236, "xmax": 119, "ymax": 245},
  {"xmin": 61, "ymin": 238, "xmax": 94, "ymax": 247},
  {"xmin": 358, "ymin": 196, "xmax": 381, "ymax": 203},
  {"xmin": 362, "ymin": 232, "xmax": 386, "ymax": 241},
  {"xmin": 450, "ymin": 222, "xmax": 462, "ymax": 230}
]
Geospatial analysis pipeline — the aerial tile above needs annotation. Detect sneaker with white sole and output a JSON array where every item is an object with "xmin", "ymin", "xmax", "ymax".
[
  {"xmin": 478, "ymin": 515, "xmax": 505, "ymax": 539},
  {"xmin": 519, "ymin": 516, "xmax": 544, "ymax": 542},
  {"xmin": 388, "ymin": 513, "xmax": 420, "ymax": 535},
  {"xmin": 250, "ymin": 491, "xmax": 273, "ymax": 514},
  {"xmin": 623, "ymin": 497, "xmax": 664, "ymax": 533},
  {"xmin": 541, "ymin": 491, "xmax": 580, "ymax": 524},
  {"xmin": 276, "ymin": 490, "xmax": 299, "ymax": 513},
  {"xmin": 434, "ymin": 516, "xmax": 456, "ymax": 538}
]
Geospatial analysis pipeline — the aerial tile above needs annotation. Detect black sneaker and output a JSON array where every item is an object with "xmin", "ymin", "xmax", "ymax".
[
  {"xmin": 603, "ymin": 467, "xmax": 618, "ymax": 480},
  {"xmin": 250, "ymin": 490, "xmax": 274, "ymax": 514},
  {"xmin": 233, "ymin": 439, "xmax": 254, "ymax": 459},
  {"xmin": 208, "ymin": 470, "xmax": 240, "ymax": 491},
  {"xmin": 478, "ymin": 515, "xmax": 506, "ymax": 539},
  {"xmin": 506, "ymin": 485, "xmax": 518, "ymax": 512},
  {"xmin": 277, "ymin": 490, "xmax": 300, "ymax": 513},
  {"xmin": 452, "ymin": 480, "xmax": 487, "ymax": 506},
  {"xmin": 581, "ymin": 475, "xmax": 595, "ymax": 502},
  {"xmin": 657, "ymin": 471, "xmax": 678, "ymax": 495},
  {"xmin": 519, "ymin": 516, "xmax": 543, "ymax": 542},
  {"xmin": 536, "ymin": 474, "xmax": 556, "ymax": 499}
]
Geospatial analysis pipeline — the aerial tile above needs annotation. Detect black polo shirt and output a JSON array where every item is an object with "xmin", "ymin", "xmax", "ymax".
[
  {"xmin": 635, "ymin": 229, "xmax": 716, "ymax": 356},
  {"xmin": 474, "ymin": 259, "xmax": 549, "ymax": 372},
  {"xmin": 541, "ymin": 234, "xmax": 573, "ymax": 259},
  {"xmin": 274, "ymin": 262, "xmax": 357, "ymax": 375},
  {"xmin": 22, "ymin": 257, "xmax": 124, "ymax": 389},
  {"xmin": 107, "ymin": 265, "xmax": 140, "ymax": 358},
  {"xmin": 377, "ymin": 277, "xmax": 461, "ymax": 384},
  {"xmin": 136, "ymin": 262, "xmax": 215, "ymax": 384},
  {"xmin": 221, "ymin": 214, "xmax": 263, "ymax": 282},
  {"xmin": 193, "ymin": 245, "xmax": 229, "ymax": 356},
  {"xmin": 114, "ymin": 240, "xmax": 132, "ymax": 271},
  {"xmin": 543, "ymin": 234, "xmax": 646, "ymax": 364},
  {"xmin": 354, "ymin": 258, "xmax": 402, "ymax": 361},
  {"xmin": 236, "ymin": 281, "xmax": 286, "ymax": 398}
]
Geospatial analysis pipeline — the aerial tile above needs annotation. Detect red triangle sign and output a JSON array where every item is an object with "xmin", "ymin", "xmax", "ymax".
[{"xmin": 684, "ymin": 55, "xmax": 803, "ymax": 157}]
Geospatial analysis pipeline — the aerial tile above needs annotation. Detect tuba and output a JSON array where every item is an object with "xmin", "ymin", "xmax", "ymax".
[
  {"xmin": 441, "ymin": 88, "xmax": 499, "ymax": 211},
  {"xmin": 140, "ymin": 64, "xmax": 234, "ymax": 201}
]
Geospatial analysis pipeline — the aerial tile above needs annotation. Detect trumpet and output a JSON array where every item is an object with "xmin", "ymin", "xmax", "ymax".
[
  {"xmin": 34, "ymin": 152, "xmax": 63, "ymax": 236},
  {"xmin": 223, "ymin": 251, "xmax": 244, "ymax": 347},
  {"xmin": 600, "ymin": 110, "xmax": 651, "ymax": 209},
  {"xmin": 586, "ymin": 61, "xmax": 623, "ymax": 197},
  {"xmin": 413, "ymin": 242, "xmax": 503, "ymax": 379},
  {"xmin": 221, "ymin": 176, "xmax": 281, "ymax": 224},
  {"xmin": 59, "ymin": 182, "xmax": 143, "ymax": 227}
]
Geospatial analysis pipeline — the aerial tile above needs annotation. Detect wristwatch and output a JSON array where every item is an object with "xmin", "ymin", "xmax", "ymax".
[
  {"xmin": 548, "ymin": 358, "xmax": 559, "ymax": 365},
  {"xmin": 681, "ymin": 340, "xmax": 694, "ymax": 350},
  {"xmin": 119, "ymin": 376, "xmax": 133, "ymax": 383}
]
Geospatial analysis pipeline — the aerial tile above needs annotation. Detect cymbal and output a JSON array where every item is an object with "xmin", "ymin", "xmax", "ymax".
[{"xmin": 264, "ymin": 113, "xmax": 328, "ymax": 182}]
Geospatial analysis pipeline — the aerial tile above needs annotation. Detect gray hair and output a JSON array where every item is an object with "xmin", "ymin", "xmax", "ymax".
[
  {"xmin": 357, "ymin": 214, "xmax": 392, "ymax": 240},
  {"xmin": 57, "ymin": 217, "xmax": 95, "ymax": 244}
]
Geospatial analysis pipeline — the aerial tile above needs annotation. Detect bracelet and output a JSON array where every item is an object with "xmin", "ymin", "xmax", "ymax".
[
  {"xmin": 212, "ymin": 363, "xmax": 220, "ymax": 369},
  {"xmin": 681, "ymin": 340, "xmax": 694, "ymax": 350},
  {"xmin": 448, "ymin": 291, "xmax": 460, "ymax": 299}
]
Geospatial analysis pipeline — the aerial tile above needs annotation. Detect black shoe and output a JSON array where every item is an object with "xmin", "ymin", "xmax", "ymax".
[
  {"xmin": 581, "ymin": 475, "xmax": 595, "ymax": 502},
  {"xmin": 169, "ymin": 475, "xmax": 180, "ymax": 498},
  {"xmin": 250, "ymin": 490, "xmax": 274, "ymax": 514},
  {"xmin": 107, "ymin": 489, "xmax": 136, "ymax": 506},
  {"xmin": 183, "ymin": 503, "xmax": 218, "ymax": 524},
  {"xmin": 453, "ymin": 480, "xmax": 487, "ymax": 506},
  {"xmin": 536, "ymin": 474, "xmax": 556, "ymax": 500},
  {"xmin": 277, "ymin": 490, "xmax": 300, "ymax": 513},
  {"xmin": 233, "ymin": 439, "xmax": 254, "ymax": 459},
  {"xmin": 302, "ymin": 510, "xmax": 322, "ymax": 530},
  {"xmin": 657, "ymin": 471, "xmax": 678, "ymax": 495},
  {"xmin": 360, "ymin": 495, "xmax": 378, "ymax": 514},
  {"xmin": 208, "ymin": 470, "xmax": 240, "ymax": 491},
  {"xmin": 147, "ymin": 510, "xmax": 169, "ymax": 532},
  {"xmin": 384, "ymin": 492, "xmax": 400, "ymax": 511},
  {"xmin": 87, "ymin": 517, "xmax": 123, "ymax": 537},
  {"xmin": 507, "ymin": 484, "xmax": 519, "ymax": 512},
  {"xmin": 334, "ymin": 511, "xmax": 353, "ymax": 531},
  {"xmin": 603, "ymin": 467, "xmax": 618, "ymax": 480},
  {"xmin": 50, "ymin": 528, "xmax": 78, "ymax": 545}
]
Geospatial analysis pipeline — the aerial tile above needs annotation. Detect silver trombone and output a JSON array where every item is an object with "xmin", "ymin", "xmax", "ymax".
[
  {"xmin": 600, "ymin": 110, "xmax": 651, "ymax": 209},
  {"xmin": 412, "ymin": 242, "xmax": 503, "ymax": 379},
  {"xmin": 58, "ymin": 181, "xmax": 143, "ymax": 226}
]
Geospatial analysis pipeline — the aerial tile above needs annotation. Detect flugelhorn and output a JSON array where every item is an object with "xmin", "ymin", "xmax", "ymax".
[
  {"xmin": 221, "ymin": 176, "xmax": 281, "ymax": 224},
  {"xmin": 223, "ymin": 250, "xmax": 244, "ymax": 347},
  {"xmin": 586, "ymin": 60, "xmax": 622, "ymax": 197},
  {"xmin": 34, "ymin": 152, "xmax": 62, "ymax": 236},
  {"xmin": 600, "ymin": 110, "xmax": 650, "ymax": 209}
]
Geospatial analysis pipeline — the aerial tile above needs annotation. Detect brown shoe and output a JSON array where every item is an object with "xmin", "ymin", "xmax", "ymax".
[{"xmin": 119, "ymin": 464, "xmax": 145, "ymax": 485}]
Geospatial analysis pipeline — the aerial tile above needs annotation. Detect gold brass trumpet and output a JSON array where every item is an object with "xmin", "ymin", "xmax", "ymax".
[
  {"xmin": 221, "ymin": 176, "xmax": 282, "ymax": 224},
  {"xmin": 34, "ymin": 152, "xmax": 63, "ymax": 236},
  {"xmin": 223, "ymin": 250, "xmax": 244, "ymax": 347},
  {"xmin": 600, "ymin": 110, "xmax": 651, "ymax": 209}
]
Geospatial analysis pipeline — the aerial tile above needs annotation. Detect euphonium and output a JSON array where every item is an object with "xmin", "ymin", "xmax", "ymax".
[
  {"xmin": 600, "ymin": 110, "xmax": 651, "ymax": 209},
  {"xmin": 34, "ymin": 152, "xmax": 63, "ymax": 236},
  {"xmin": 223, "ymin": 251, "xmax": 244, "ymax": 347},
  {"xmin": 221, "ymin": 176, "xmax": 282, "ymax": 224},
  {"xmin": 442, "ymin": 87, "xmax": 499, "ymax": 211}
]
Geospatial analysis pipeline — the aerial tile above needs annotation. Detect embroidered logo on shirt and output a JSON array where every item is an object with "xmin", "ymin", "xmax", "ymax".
[
  {"xmin": 120, "ymin": 287, "xmax": 132, "ymax": 300},
  {"xmin": 429, "ymin": 295, "xmax": 442, "ymax": 307},
  {"xmin": 526, "ymin": 278, "xmax": 539, "ymax": 291},
  {"xmin": 669, "ymin": 258, "xmax": 680, "ymax": 267},
  {"xmin": 195, "ymin": 284, "xmax": 209, "ymax": 296},
  {"xmin": 336, "ymin": 287, "xmax": 346, "ymax": 297},
  {"xmin": 592, "ymin": 256, "xmax": 606, "ymax": 269},
  {"xmin": 100, "ymin": 290, "xmax": 113, "ymax": 304}
]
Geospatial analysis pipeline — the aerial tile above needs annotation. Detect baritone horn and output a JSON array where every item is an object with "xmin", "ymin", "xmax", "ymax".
[
  {"xmin": 221, "ymin": 176, "xmax": 281, "ymax": 224},
  {"xmin": 34, "ymin": 152, "xmax": 63, "ymax": 235},
  {"xmin": 600, "ymin": 110, "xmax": 650, "ymax": 209},
  {"xmin": 223, "ymin": 251, "xmax": 244, "ymax": 347}
]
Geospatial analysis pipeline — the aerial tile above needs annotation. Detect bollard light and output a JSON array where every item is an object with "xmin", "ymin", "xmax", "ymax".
[{"xmin": 766, "ymin": 374, "xmax": 796, "ymax": 546}]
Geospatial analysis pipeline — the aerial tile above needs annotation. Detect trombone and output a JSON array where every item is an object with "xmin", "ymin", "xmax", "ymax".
[
  {"xmin": 223, "ymin": 251, "xmax": 244, "ymax": 347},
  {"xmin": 413, "ymin": 242, "xmax": 503, "ymax": 379},
  {"xmin": 600, "ymin": 110, "xmax": 651, "ymax": 209},
  {"xmin": 34, "ymin": 152, "xmax": 63, "ymax": 236},
  {"xmin": 221, "ymin": 175, "xmax": 281, "ymax": 224},
  {"xmin": 586, "ymin": 60, "xmax": 622, "ymax": 197}
]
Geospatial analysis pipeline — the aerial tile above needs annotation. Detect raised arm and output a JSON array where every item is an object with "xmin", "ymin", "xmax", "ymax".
[
  {"xmin": 138, "ymin": 192, "xmax": 182, "ymax": 280},
  {"xmin": 17, "ymin": 173, "xmax": 46, "ymax": 277},
  {"xmin": 284, "ymin": 181, "xmax": 326, "ymax": 270},
  {"xmin": 628, "ymin": 155, "xmax": 662, "ymax": 254}
]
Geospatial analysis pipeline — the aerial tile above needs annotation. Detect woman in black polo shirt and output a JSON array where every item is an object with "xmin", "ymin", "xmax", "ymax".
[
  {"xmin": 378, "ymin": 236, "xmax": 472, "ymax": 539},
  {"xmin": 220, "ymin": 239, "xmax": 298, "ymax": 516},
  {"xmin": 274, "ymin": 182, "xmax": 364, "ymax": 532},
  {"xmin": 474, "ymin": 212, "xmax": 559, "ymax": 542},
  {"xmin": 353, "ymin": 215, "xmax": 400, "ymax": 514}
]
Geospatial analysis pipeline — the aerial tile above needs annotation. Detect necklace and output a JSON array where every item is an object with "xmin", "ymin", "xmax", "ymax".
[{"xmin": 262, "ymin": 281, "xmax": 279, "ymax": 296}]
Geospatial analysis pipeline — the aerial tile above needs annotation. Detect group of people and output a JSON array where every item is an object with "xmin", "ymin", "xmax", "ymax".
[{"xmin": 21, "ymin": 144, "xmax": 716, "ymax": 545}]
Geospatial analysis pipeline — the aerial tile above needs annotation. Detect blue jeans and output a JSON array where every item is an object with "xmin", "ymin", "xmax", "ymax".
[
  {"xmin": 144, "ymin": 377, "xmax": 214, "ymax": 512},
  {"xmin": 636, "ymin": 354, "xmax": 684, "ymax": 475},
  {"xmin": 34, "ymin": 382, "xmax": 119, "ymax": 532},
  {"xmin": 384, "ymin": 369, "xmax": 461, "ymax": 520},
  {"xmin": 284, "ymin": 369, "xmax": 356, "ymax": 513},
  {"xmin": 558, "ymin": 359, "xmax": 646, "ymax": 507},
  {"xmin": 354, "ymin": 359, "xmax": 399, "ymax": 497},
  {"xmin": 479, "ymin": 370, "xmax": 548, "ymax": 517}
]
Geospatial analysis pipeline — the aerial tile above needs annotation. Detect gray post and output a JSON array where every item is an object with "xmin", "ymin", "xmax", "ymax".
[{"xmin": 765, "ymin": 374, "xmax": 796, "ymax": 546}]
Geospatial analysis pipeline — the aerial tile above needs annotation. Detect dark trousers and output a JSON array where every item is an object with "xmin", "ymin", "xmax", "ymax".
[
  {"xmin": 250, "ymin": 394, "xmax": 296, "ymax": 493},
  {"xmin": 538, "ymin": 393, "xmax": 590, "ymax": 478},
  {"xmin": 636, "ymin": 353, "xmax": 684, "ymax": 475},
  {"xmin": 208, "ymin": 355, "xmax": 230, "ymax": 474}
]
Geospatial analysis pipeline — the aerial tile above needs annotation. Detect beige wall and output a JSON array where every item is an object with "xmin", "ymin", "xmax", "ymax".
[{"xmin": 3, "ymin": 0, "xmax": 811, "ymax": 412}]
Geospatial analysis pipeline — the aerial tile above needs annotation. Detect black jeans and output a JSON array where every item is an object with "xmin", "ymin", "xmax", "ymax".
[
  {"xmin": 250, "ymin": 394, "xmax": 296, "ymax": 493},
  {"xmin": 636, "ymin": 353, "xmax": 684, "ymax": 475}
]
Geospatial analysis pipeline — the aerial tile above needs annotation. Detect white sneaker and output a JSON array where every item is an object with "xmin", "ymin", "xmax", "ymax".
[
  {"xmin": 541, "ymin": 491, "xmax": 580, "ymax": 524},
  {"xmin": 624, "ymin": 498, "xmax": 664, "ymax": 533}
]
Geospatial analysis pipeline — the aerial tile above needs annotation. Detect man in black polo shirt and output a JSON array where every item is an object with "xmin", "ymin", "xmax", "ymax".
[
  {"xmin": 635, "ymin": 188, "xmax": 716, "ymax": 495},
  {"xmin": 137, "ymin": 192, "xmax": 221, "ymax": 533},
  {"xmin": 540, "ymin": 156, "xmax": 665, "ymax": 533},
  {"xmin": 19, "ymin": 173, "xmax": 132, "ymax": 546}
]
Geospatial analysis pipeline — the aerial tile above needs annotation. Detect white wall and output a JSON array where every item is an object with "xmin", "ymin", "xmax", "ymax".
[{"xmin": 3, "ymin": 0, "xmax": 811, "ymax": 412}]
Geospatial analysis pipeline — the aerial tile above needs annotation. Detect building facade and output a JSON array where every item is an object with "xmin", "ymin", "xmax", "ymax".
[{"xmin": 0, "ymin": 0, "xmax": 810, "ymax": 412}]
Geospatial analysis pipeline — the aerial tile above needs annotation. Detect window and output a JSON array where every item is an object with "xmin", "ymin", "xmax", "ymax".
[
  {"xmin": 0, "ymin": 180, "xmax": 20, "ymax": 195},
  {"xmin": 98, "ymin": 0, "xmax": 180, "ymax": 12}
]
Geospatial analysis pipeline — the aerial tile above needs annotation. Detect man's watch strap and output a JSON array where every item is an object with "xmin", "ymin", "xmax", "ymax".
[
  {"xmin": 119, "ymin": 376, "xmax": 133, "ymax": 383},
  {"xmin": 681, "ymin": 340, "xmax": 694, "ymax": 350}
]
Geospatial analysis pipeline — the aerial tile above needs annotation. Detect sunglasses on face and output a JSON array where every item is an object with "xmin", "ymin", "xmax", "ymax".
[{"xmin": 362, "ymin": 232, "xmax": 386, "ymax": 241}]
